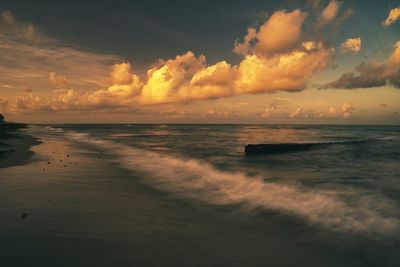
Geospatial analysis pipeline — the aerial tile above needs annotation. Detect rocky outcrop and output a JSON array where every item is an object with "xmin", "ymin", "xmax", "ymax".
[{"xmin": 244, "ymin": 143, "xmax": 317, "ymax": 155}]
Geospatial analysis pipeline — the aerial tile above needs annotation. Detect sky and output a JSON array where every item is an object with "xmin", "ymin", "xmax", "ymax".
[{"xmin": 0, "ymin": 0, "xmax": 399, "ymax": 124}]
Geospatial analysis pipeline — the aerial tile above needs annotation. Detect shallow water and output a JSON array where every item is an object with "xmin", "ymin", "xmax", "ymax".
[{"xmin": 0, "ymin": 124, "xmax": 399, "ymax": 266}]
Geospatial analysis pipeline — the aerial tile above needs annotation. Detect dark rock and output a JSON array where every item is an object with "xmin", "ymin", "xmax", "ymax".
[
  {"xmin": 244, "ymin": 143, "xmax": 317, "ymax": 155},
  {"xmin": 244, "ymin": 140, "xmax": 367, "ymax": 155}
]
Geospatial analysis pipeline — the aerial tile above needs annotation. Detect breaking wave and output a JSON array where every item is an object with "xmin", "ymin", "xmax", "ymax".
[
  {"xmin": 44, "ymin": 126, "xmax": 64, "ymax": 133},
  {"xmin": 60, "ymin": 130, "xmax": 400, "ymax": 235}
]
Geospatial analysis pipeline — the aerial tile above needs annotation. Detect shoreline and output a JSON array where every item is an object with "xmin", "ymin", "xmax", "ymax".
[{"xmin": 0, "ymin": 125, "xmax": 40, "ymax": 169}]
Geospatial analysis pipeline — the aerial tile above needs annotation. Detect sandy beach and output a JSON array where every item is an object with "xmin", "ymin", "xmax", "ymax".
[{"xmin": 0, "ymin": 125, "xmax": 399, "ymax": 266}]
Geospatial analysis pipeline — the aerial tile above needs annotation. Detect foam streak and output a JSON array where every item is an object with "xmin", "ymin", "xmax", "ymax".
[{"xmin": 64, "ymin": 130, "xmax": 400, "ymax": 235}]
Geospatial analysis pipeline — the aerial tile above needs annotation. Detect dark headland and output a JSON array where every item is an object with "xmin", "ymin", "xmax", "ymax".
[{"xmin": 0, "ymin": 114, "xmax": 39, "ymax": 168}]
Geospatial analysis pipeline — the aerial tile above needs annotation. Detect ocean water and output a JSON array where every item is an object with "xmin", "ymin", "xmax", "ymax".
[{"xmin": 1, "ymin": 124, "xmax": 400, "ymax": 266}]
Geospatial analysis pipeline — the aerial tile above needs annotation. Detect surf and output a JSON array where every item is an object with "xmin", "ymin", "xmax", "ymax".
[{"xmin": 42, "ymin": 127, "xmax": 400, "ymax": 235}]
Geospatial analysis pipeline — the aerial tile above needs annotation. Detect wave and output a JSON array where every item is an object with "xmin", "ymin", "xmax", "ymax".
[
  {"xmin": 59, "ymin": 130, "xmax": 400, "ymax": 235},
  {"xmin": 245, "ymin": 140, "xmax": 368, "ymax": 155},
  {"xmin": 45, "ymin": 126, "xmax": 64, "ymax": 133}
]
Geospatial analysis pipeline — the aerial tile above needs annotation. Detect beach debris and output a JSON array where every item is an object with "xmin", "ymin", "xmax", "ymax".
[
  {"xmin": 47, "ymin": 161, "xmax": 51, "ymax": 164},
  {"xmin": 67, "ymin": 154, "xmax": 70, "ymax": 157},
  {"xmin": 21, "ymin": 212, "xmax": 28, "ymax": 219},
  {"xmin": 63, "ymin": 165, "xmax": 67, "ymax": 167}
]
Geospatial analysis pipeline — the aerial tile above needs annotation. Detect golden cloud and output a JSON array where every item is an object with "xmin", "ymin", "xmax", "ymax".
[
  {"xmin": 140, "ymin": 51, "xmax": 206, "ymax": 104},
  {"xmin": 322, "ymin": 103, "xmax": 356, "ymax": 118},
  {"xmin": 1, "ymin": 8, "xmax": 336, "ymax": 114},
  {"xmin": 289, "ymin": 103, "xmax": 356, "ymax": 119},
  {"xmin": 383, "ymin": 7, "xmax": 400, "ymax": 26},
  {"xmin": 340, "ymin": 38, "xmax": 361, "ymax": 53},
  {"xmin": 235, "ymin": 42, "xmax": 334, "ymax": 94},
  {"xmin": 234, "ymin": 9, "xmax": 307, "ymax": 55},
  {"xmin": 49, "ymin": 72, "xmax": 67, "ymax": 87},
  {"xmin": 110, "ymin": 63, "xmax": 133, "ymax": 85}
]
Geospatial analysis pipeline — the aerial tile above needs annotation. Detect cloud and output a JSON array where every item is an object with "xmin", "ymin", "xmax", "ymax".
[
  {"xmin": 312, "ymin": 0, "xmax": 353, "ymax": 31},
  {"xmin": 130, "ymin": 51, "xmax": 235, "ymax": 104},
  {"xmin": 2, "ymin": 46, "xmax": 332, "ymax": 113},
  {"xmin": 21, "ymin": 86, "xmax": 32, "ymax": 93},
  {"xmin": 289, "ymin": 107, "xmax": 315, "ymax": 118},
  {"xmin": 0, "ymin": 41, "xmax": 121, "ymax": 90},
  {"xmin": 1, "ymin": 84, "xmax": 13, "ymax": 88},
  {"xmin": 259, "ymin": 105, "xmax": 280, "ymax": 118},
  {"xmin": 202, "ymin": 107, "xmax": 230, "ymax": 118},
  {"xmin": 232, "ymin": 9, "xmax": 334, "ymax": 95},
  {"xmin": 322, "ymin": 103, "xmax": 356, "ymax": 118},
  {"xmin": 340, "ymin": 38, "xmax": 361, "ymax": 53},
  {"xmin": 111, "ymin": 63, "xmax": 133, "ymax": 85},
  {"xmin": 0, "ymin": 10, "xmax": 37, "ymax": 41},
  {"xmin": 323, "ymin": 40, "xmax": 400, "ymax": 89},
  {"xmin": 49, "ymin": 72, "xmax": 67, "ymax": 87},
  {"xmin": 383, "ymin": 7, "xmax": 400, "ymax": 26},
  {"xmin": 140, "ymin": 51, "xmax": 206, "ymax": 103},
  {"xmin": 318, "ymin": 0, "xmax": 341, "ymax": 28},
  {"xmin": 235, "ymin": 41, "xmax": 334, "ymax": 94},
  {"xmin": 233, "ymin": 27, "xmax": 257, "ymax": 56},
  {"xmin": 0, "ymin": 10, "xmax": 123, "ymax": 94},
  {"xmin": 289, "ymin": 103, "xmax": 357, "ymax": 119},
  {"xmin": 70, "ymin": 25, "xmax": 332, "ymax": 107},
  {"xmin": 234, "ymin": 9, "xmax": 307, "ymax": 55},
  {"xmin": 186, "ymin": 60, "xmax": 238, "ymax": 100},
  {"xmin": 333, "ymin": 8, "xmax": 354, "ymax": 29},
  {"xmin": 1, "ymin": 8, "xmax": 336, "ymax": 114}
]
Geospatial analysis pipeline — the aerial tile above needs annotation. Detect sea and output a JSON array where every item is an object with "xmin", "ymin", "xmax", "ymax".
[{"xmin": 0, "ymin": 124, "xmax": 399, "ymax": 266}]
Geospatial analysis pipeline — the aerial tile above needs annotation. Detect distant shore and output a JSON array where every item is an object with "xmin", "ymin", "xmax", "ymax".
[{"xmin": 0, "ymin": 124, "xmax": 40, "ymax": 168}]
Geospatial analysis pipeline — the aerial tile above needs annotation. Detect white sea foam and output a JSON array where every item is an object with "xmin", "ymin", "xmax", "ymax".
[
  {"xmin": 65, "ymin": 130, "xmax": 400, "ymax": 235},
  {"xmin": 45, "ymin": 126, "xmax": 64, "ymax": 133}
]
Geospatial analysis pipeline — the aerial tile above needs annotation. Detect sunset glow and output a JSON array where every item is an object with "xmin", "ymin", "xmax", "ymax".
[
  {"xmin": 0, "ymin": 1, "xmax": 399, "ymax": 123},
  {"xmin": 1, "ymin": 2, "xmax": 400, "ymax": 266}
]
